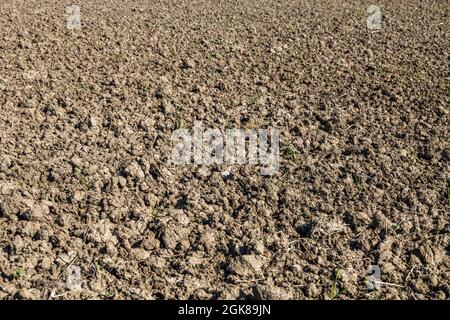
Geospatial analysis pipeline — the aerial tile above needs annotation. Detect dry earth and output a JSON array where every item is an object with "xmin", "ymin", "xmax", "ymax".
[{"xmin": 0, "ymin": 0, "xmax": 449, "ymax": 299}]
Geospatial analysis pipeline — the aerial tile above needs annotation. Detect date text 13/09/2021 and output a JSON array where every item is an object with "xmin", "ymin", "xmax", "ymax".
[{"xmin": 178, "ymin": 304, "xmax": 271, "ymax": 317}]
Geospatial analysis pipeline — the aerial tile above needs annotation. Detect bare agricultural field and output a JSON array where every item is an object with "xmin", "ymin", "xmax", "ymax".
[{"xmin": 0, "ymin": 0, "xmax": 449, "ymax": 300}]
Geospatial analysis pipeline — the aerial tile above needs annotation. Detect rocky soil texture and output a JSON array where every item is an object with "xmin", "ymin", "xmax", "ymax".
[{"xmin": 0, "ymin": 0, "xmax": 449, "ymax": 299}]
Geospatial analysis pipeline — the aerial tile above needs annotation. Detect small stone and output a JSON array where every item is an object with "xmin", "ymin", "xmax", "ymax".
[
  {"xmin": 200, "ymin": 231, "xmax": 216, "ymax": 252},
  {"xmin": 305, "ymin": 283, "xmax": 320, "ymax": 297},
  {"xmin": 252, "ymin": 241, "xmax": 265, "ymax": 255},
  {"xmin": 227, "ymin": 255, "xmax": 264, "ymax": 276},
  {"xmin": 148, "ymin": 256, "xmax": 166, "ymax": 269},
  {"xmin": 158, "ymin": 222, "xmax": 190, "ymax": 250},
  {"xmin": 31, "ymin": 204, "xmax": 50, "ymax": 221},
  {"xmin": 118, "ymin": 176, "xmax": 127, "ymax": 188},
  {"xmin": 400, "ymin": 149, "xmax": 408, "ymax": 157},
  {"xmin": 39, "ymin": 256, "xmax": 52, "ymax": 271},
  {"xmin": 88, "ymin": 219, "xmax": 118, "ymax": 245},
  {"xmin": 253, "ymin": 284, "xmax": 293, "ymax": 300},
  {"xmin": 222, "ymin": 169, "xmax": 231, "ymax": 177},
  {"xmin": 143, "ymin": 233, "xmax": 160, "ymax": 250},
  {"xmin": 132, "ymin": 248, "xmax": 150, "ymax": 260},
  {"xmin": 0, "ymin": 156, "xmax": 12, "ymax": 171},
  {"xmin": 123, "ymin": 162, "xmax": 145, "ymax": 180},
  {"xmin": 56, "ymin": 214, "xmax": 69, "ymax": 227},
  {"xmin": 88, "ymin": 116, "xmax": 99, "ymax": 129},
  {"xmin": 197, "ymin": 167, "xmax": 210, "ymax": 178},
  {"xmin": 161, "ymin": 100, "xmax": 175, "ymax": 114},
  {"xmin": 181, "ymin": 58, "xmax": 195, "ymax": 69},
  {"xmin": 71, "ymin": 157, "xmax": 83, "ymax": 168},
  {"xmin": 72, "ymin": 191, "xmax": 85, "ymax": 202}
]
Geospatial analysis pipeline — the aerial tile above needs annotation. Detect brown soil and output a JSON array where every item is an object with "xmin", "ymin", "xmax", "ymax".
[{"xmin": 0, "ymin": 0, "xmax": 449, "ymax": 300}]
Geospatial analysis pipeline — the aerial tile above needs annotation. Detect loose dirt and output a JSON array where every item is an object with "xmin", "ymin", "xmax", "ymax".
[{"xmin": 0, "ymin": 0, "xmax": 449, "ymax": 299}]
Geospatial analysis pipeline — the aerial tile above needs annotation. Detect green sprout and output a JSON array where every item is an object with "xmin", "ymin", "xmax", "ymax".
[
  {"xmin": 78, "ymin": 170, "xmax": 93, "ymax": 190},
  {"xmin": 101, "ymin": 288, "xmax": 115, "ymax": 298},
  {"xmin": 149, "ymin": 207, "xmax": 162, "ymax": 220},
  {"xmin": 174, "ymin": 115, "xmax": 184, "ymax": 130},
  {"xmin": 325, "ymin": 269, "xmax": 347, "ymax": 300},
  {"xmin": 12, "ymin": 266, "xmax": 26, "ymax": 279},
  {"xmin": 283, "ymin": 145, "xmax": 297, "ymax": 161}
]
